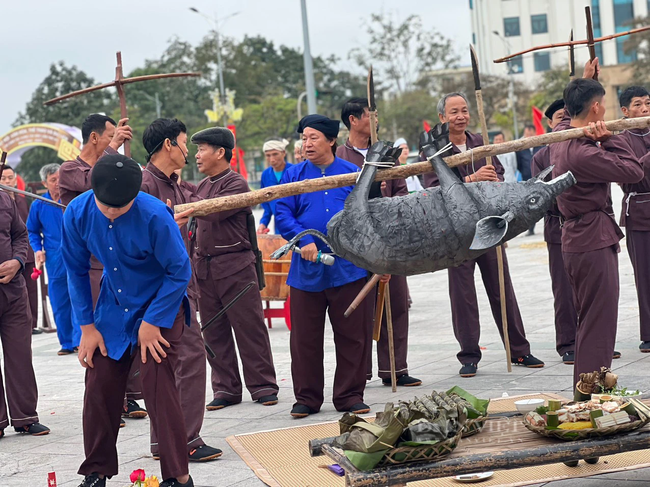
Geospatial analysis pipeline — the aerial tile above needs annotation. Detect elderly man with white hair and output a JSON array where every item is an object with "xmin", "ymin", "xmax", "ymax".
[
  {"xmin": 26, "ymin": 163, "xmax": 79, "ymax": 355},
  {"xmin": 394, "ymin": 138, "xmax": 423, "ymax": 192},
  {"xmin": 258, "ymin": 138, "xmax": 292, "ymax": 234}
]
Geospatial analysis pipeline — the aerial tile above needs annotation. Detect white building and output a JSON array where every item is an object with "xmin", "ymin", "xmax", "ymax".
[{"xmin": 470, "ymin": 0, "xmax": 648, "ymax": 85}]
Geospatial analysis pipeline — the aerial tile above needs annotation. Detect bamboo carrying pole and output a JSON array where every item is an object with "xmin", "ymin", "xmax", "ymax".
[
  {"xmin": 384, "ymin": 282, "xmax": 397, "ymax": 393},
  {"xmin": 175, "ymin": 116, "xmax": 650, "ymax": 216},
  {"xmin": 471, "ymin": 45, "xmax": 512, "ymax": 373},
  {"xmin": 344, "ymin": 273, "xmax": 381, "ymax": 318}
]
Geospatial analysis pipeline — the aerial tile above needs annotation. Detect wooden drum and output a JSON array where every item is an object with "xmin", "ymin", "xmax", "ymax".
[{"xmin": 258, "ymin": 234, "xmax": 292, "ymax": 301}]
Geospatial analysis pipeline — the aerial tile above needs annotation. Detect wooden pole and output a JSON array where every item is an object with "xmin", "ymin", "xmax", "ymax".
[
  {"xmin": 115, "ymin": 52, "xmax": 131, "ymax": 157},
  {"xmin": 373, "ymin": 281, "xmax": 387, "ymax": 341},
  {"xmin": 384, "ymin": 282, "xmax": 397, "ymax": 392},
  {"xmin": 471, "ymin": 45, "xmax": 512, "ymax": 373},
  {"xmin": 493, "ymin": 25, "xmax": 650, "ymax": 63},
  {"xmin": 176, "ymin": 116, "xmax": 650, "ymax": 216},
  {"xmin": 585, "ymin": 6, "xmax": 598, "ymax": 81},
  {"xmin": 344, "ymin": 274, "xmax": 381, "ymax": 318}
]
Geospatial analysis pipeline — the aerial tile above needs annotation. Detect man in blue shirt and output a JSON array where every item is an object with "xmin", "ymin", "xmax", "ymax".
[
  {"xmin": 61, "ymin": 154, "xmax": 194, "ymax": 487},
  {"xmin": 257, "ymin": 138, "xmax": 291, "ymax": 234},
  {"xmin": 27, "ymin": 163, "xmax": 79, "ymax": 354},
  {"xmin": 276, "ymin": 115, "xmax": 373, "ymax": 418}
]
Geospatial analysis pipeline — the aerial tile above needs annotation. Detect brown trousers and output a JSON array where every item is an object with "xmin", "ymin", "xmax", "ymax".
[
  {"xmin": 564, "ymin": 246, "xmax": 619, "ymax": 386},
  {"xmin": 150, "ymin": 298, "xmax": 206, "ymax": 455},
  {"xmin": 0, "ymin": 287, "xmax": 39, "ymax": 429},
  {"xmin": 448, "ymin": 247, "xmax": 530, "ymax": 365},
  {"xmin": 22, "ymin": 263, "xmax": 38, "ymax": 329},
  {"xmin": 290, "ymin": 278, "xmax": 372, "ymax": 412},
  {"xmin": 197, "ymin": 263, "xmax": 278, "ymax": 402},
  {"xmin": 547, "ymin": 243, "xmax": 577, "ymax": 356},
  {"xmin": 626, "ymin": 230, "xmax": 650, "ymax": 342},
  {"xmin": 78, "ymin": 308, "xmax": 188, "ymax": 480},
  {"xmin": 367, "ymin": 275, "xmax": 410, "ymax": 380}
]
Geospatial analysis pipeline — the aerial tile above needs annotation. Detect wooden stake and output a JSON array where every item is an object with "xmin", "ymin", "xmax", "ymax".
[
  {"xmin": 585, "ymin": 6, "xmax": 598, "ymax": 81},
  {"xmin": 471, "ymin": 44, "xmax": 512, "ymax": 373},
  {"xmin": 344, "ymin": 274, "xmax": 381, "ymax": 318},
  {"xmin": 385, "ymin": 282, "xmax": 397, "ymax": 392},
  {"xmin": 175, "ymin": 116, "xmax": 650, "ymax": 216},
  {"xmin": 373, "ymin": 281, "xmax": 387, "ymax": 341}
]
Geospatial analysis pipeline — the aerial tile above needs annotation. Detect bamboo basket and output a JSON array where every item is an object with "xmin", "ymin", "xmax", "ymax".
[
  {"xmin": 376, "ymin": 428, "xmax": 464, "ymax": 466},
  {"xmin": 523, "ymin": 399, "xmax": 650, "ymax": 441},
  {"xmin": 462, "ymin": 416, "xmax": 487, "ymax": 438}
]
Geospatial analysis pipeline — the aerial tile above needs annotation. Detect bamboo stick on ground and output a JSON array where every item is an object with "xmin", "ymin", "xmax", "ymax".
[
  {"xmin": 176, "ymin": 116, "xmax": 650, "ymax": 216},
  {"xmin": 384, "ymin": 282, "xmax": 397, "ymax": 392}
]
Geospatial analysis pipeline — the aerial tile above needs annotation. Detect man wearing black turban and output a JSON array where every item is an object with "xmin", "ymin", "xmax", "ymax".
[
  {"xmin": 62, "ymin": 154, "xmax": 195, "ymax": 487},
  {"xmin": 275, "ymin": 115, "xmax": 374, "ymax": 418}
]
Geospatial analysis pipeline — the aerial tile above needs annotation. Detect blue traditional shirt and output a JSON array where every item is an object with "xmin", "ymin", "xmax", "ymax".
[
  {"xmin": 259, "ymin": 162, "xmax": 292, "ymax": 227},
  {"xmin": 275, "ymin": 157, "xmax": 368, "ymax": 292},
  {"xmin": 26, "ymin": 192, "xmax": 66, "ymax": 280},
  {"xmin": 61, "ymin": 191, "xmax": 191, "ymax": 360}
]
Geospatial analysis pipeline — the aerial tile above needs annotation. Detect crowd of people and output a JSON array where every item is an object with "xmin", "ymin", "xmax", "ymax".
[{"xmin": 0, "ymin": 57, "xmax": 648, "ymax": 487}]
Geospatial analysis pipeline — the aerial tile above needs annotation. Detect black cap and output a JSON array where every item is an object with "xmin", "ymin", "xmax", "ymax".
[
  {"xmin": 91, "ymin": 154, "xmax": 142, "ymax": 208},
  {"xmin": 190, "ymin": 127, "xmax": 235, "ymax": 149},
  {"xmin": 544, "ymin": 99, "xmax": 565, "ymax": 120},
  {"xmin": 297, "ymin": 114, "xmax": 340, "ymax": 138}
]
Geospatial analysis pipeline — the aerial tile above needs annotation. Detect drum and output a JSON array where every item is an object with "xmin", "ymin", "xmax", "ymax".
[{"xmin": 258, "ymin": 234, "xmax": 292, "ymax": 301}]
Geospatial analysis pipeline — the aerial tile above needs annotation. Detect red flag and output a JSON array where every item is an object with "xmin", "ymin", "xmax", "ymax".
[
  {"xmin": 532, "ymin": 106, "xmax": 545, "ymax": 135},
  {"xmin": 423, "ymin": 120, "xmax": 432, "ymax": 133},
  {"xmin": 226, "ymin": 124, "xmax": 248, "ymax": 179}
]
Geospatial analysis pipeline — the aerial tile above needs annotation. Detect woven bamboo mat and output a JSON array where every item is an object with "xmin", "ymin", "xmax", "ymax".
[{"xmin": 226, "ymin": 393, "xmax": 650, "ymax": 487}]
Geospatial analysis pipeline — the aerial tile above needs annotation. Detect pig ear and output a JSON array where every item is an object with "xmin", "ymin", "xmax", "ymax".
[
  {"xmin": 470, "ymin": 214, "xmax": 509, "ymax": 250},
  {"xmin": 534, "ymin": 165, "xmax": 554, "ymax": 182}
]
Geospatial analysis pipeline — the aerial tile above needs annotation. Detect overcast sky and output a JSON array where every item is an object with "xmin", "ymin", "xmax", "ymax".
[{"xmin": 0, "ymin": 1, "xmax": 471, "ymax": 135}]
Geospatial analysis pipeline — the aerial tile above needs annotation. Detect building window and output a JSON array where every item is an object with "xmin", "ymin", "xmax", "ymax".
[
  {"xmin": 614, "ymin": 0, "xmax": 637, "ymax": 63},
  {"xmin": 472, "ymin": 33, "xmax": 476, "ymax": 45},
  {"xmin": 508, "ymin": 56, "xmax": 524, "ymax": 74},
  {"xmin": 531, "ymin": 14, "xmax": 548, "ymax": 34},
  {"xmin": 592, "ymin": 0, "xmax": 605, "ymax": 64},
  {"xmin": 504, "ymin": 17, "xmax": 520, "ymax": 37},
  {"xmin": 534, "ymin": 52, "xmax": 551, "ymax": 71},
  {"xmin": 469, "ymin": 0, "xmax": 473, "ymax": 9}
]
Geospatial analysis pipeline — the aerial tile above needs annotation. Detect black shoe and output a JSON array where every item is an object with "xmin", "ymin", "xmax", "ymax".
[
  {"xmin": 206, "ymin": 398, "xmax": 240, "ymax": 411},
  {"xmin": 459, "ymin": 363, "xmax": 478, "ymax": 377},
  {"xmin": 257, "ymin": 394, "xmax": 278, "ymax": 406},
  {"xmin": 349, "ymin": 402, "xmax": 370, "ymax": 414},
  {"xmin": 512, "ymin": 354, "xmax": 545, "ymax": 368},
  {"xmin": 613, "ymin": 350, "xmax": 622, "ymax": 359},
  {"xmin": 189, "ymin": 444, "xmax": 223, "ymax": 462},
  {"xmin": 120, "ymin": 418, "xmax": 126, "ymax": 428},
  {"xmin": 0, "ymin": 429, "xmax": 4, "ymax": 439},
  {"xmin": 122, "ymin": 399, "xmax": 148, "ymax": 419},
  {"xmin": 290, "ymin": 404, "xmax": 317, "ymax": 418},
  {"xmin": 562, "ymin": 351, "xmax": 575, "ymax": 364},
  {"xmin": 58, "ymin": 348, "xmax": 75, "ymax": 356},
  {"xmin": 32, "ymin": 328, "xmax": 43, "ymax": 335},
  {"xmin": 641, "ymin": 342, "xmax": 650, "ymax": 353},
  {"xmin": 382, "ymin": 375, "xmax": 422, "ymax": 387},
  {"xmin": 14, "ymin": 422, "xmax": 50, "ymax": 436},
  {"xmin": 160, "ymin": 476, "xmax": 194, "ymax": 487},
  {"xmin": 78, "ymin": 474, "xmax": 106, "ymax": 487}
]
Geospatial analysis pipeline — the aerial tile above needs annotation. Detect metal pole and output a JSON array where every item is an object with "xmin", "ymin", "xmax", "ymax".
[
  {"xmin": 154, "ymin": 92, "xmax": 161, "ymax": 118},
  {"xmin": 214, "ymin": 13, "xmax": 227, "ymax": 126},
  {"xmin": 300, "ymin": 0, "xmax": 317, "ymax": 115},
  {"xmin": 297, "ymin": 91, "xmax": 307, "ymax": 119}
]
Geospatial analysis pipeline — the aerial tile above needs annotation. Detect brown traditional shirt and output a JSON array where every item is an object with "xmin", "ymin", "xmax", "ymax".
[
  {"xmin": 550, "ymin": 110, "xmax": 643, "ymax": 253},
  {"xmin": 421, "ymin": 131, "xmax": 505, "ymax": 188},
  {"xmin": 193, "ymin": 169, "xmax": 254, "ymax": 281},
  {"xmin": 619, "ymin": 129, "xmax": 650, "ymax": 231},
  {"xmin": 14, "ymin": 194, "xmax": 35, "ymax": 263},
  {"xmin": 141, "ymin": 163, "xmax": 201, "ymax": 299},
  {"xmin": 0, "ymin": 191, "xmax": 28, "ymax": 301}
]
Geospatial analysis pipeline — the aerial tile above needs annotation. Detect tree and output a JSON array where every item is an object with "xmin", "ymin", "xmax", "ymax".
[
  {"xmin": 350, "ymin": 13, "xmax": 459, "ymax": 95},
  {"xmin": 623, "ymin": 16, "xmax": 650, "ymax": 86}
]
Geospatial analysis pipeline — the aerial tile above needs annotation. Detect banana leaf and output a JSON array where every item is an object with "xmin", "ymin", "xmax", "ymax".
[
  {"xmin": 336, "ymin": 403, "xmax": 408, "ymax": 453},
  {"xmin": 401, "ymin": 417, "xmax": 449, "ymax": 443},
  {"xmin": 446, "ymin": 386, "xmax": 489, "ymax": 418},
  {"xmin": 343, "ymin": 449, "xmax": 388, "ymax": 471}
]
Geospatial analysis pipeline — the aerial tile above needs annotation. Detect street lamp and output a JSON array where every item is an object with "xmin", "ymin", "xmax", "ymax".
[
  {"xmin": 493, "ymin": 30, "xmax": 519, "ymax": 139},
  {"xmin": 189, "ymin": 7, "xmax": 240, "ymax": 124}
]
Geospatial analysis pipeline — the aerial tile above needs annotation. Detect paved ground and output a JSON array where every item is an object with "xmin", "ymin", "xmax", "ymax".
[{"xmin": 2, "ymin": 198, "xmax": 650, "ymax": 486}]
